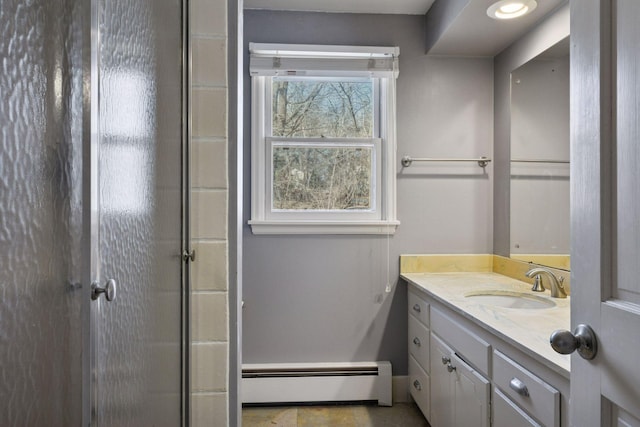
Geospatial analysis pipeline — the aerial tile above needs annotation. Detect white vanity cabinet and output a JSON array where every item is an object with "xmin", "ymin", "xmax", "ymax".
[{"xmin": 406, "ymin": 282, "xmax": 569, "ymax": 427}]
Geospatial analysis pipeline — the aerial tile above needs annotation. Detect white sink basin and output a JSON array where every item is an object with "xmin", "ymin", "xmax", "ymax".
[{"xmin": 464, "ymin": 290, "xmax": 556, "ymax": 309}]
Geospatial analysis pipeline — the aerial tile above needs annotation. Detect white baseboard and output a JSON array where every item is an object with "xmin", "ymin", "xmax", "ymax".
[
  {"xmin": 392, "ymin": 376, "xmax": 410, "ymax": 403},
  {"xmin": 242, "ymin": 362, "xmax": 392, "ymax": 406}
]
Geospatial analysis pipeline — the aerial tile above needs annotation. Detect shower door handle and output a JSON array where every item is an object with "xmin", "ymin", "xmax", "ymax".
[{"xmin": 91, "ymin": 279, "xmax": 117, "ymax": 302}]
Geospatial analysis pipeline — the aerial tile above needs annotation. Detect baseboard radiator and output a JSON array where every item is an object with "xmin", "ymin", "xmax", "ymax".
[{"xmin": 242, "ymin": 361, "xmax": 392, "ymax": 406}]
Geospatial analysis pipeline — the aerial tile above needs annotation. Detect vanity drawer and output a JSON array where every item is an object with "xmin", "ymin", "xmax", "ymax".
[
  {"xmin": 493, "ymin": 350, "xmax": 559, "ymax": 427},
  {"xmin": 408, "ymin": 290, "xmax": 429, "ymax": 327},
  {"xmin": 430, "ymin": 307, "xmax": 491, "ymax": 376},
  {"xmin": 408, "ymin": 315, "xmax": 430, "ymax": 370},
  {"xmin": 409, "ymin": 355, "xmax": 430, "ymax": 420},
  {"xmin": 493, "ymin": 387, "xmax": 541, "ymax": 427}
]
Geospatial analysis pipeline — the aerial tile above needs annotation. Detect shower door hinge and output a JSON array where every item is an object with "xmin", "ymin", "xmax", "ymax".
[{"xmin": 182, "ymin": 249, "xmax": 196, "ymax": 263}]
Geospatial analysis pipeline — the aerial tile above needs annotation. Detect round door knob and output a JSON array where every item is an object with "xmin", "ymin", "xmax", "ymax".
[
  {"xmin": 92, "ymin": 279, "xmax": 117, "ymax": 302},
  {"xmin": 550, "ymin": 324, "xmax": 597, "ymax": 360}
]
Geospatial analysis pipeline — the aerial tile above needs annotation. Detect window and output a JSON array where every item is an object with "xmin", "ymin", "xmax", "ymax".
[{"xmin": 249, "ymin": 44, "xmax": 400, "ymax": 234}]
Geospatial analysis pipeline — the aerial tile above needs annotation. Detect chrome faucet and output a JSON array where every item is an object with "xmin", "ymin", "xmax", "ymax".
[{"xmin": 525, "ymin": 267, "xmax": 567, "ymax": 298}]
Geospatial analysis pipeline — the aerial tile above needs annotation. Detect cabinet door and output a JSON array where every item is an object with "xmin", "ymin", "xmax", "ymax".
[
  {"xmin": 451, "ymin": 353, "xmax": 490, "ymax": 427},
  {"xmin": 430, "ymin": 333, "xmax": 454, "ymax": 427}
]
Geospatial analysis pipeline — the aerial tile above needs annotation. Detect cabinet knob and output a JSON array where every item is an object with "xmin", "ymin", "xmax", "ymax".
[
  {"xmin": 412, "ymin": 303, "xmax": 421, "ymax": 313},
  {"xmin": 413, "ymin": 337, "xmax": 421, "ymax": 347},
  {"xmin": 413, "ymin": 380, "xmax": 422, "ymax": 391},
  {"xmin": 447, "ymin": 363, "xmax": 456, "ymax": 373},
  {"xmin": 441, "ymin": 356, "xmax": 450, "ymax": 365},
  {"xmin": 509, "ymin": 377, "xmax": 530, "ymax": 397}
]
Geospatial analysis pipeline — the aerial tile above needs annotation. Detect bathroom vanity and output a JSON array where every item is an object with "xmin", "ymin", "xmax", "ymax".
[{"xmin": 402, "ymin": 269, "xmax": 570, "ymax": 427}]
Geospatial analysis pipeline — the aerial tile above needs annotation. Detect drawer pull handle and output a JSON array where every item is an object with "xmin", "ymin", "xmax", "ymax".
[
  {"xmin": 413, "ymin": 337, "xmax": 421, "ymax": 347},
  {"xmin": 441, "ymin": 356, "xmax": 450, "ymax": 365},
  {"xmin": 413, "ymin": 380, "xmax": 422, "ymax": 391},
  {"xmin": 509, "ymin": 378, "xmax": 530, "ymax": 397},
  {"xmin": 447, "ymin": 363, "xmax": 456, "ymax": 373},
  {"xmin": 413, "ymin": 303, "xmax": 421, "ymax": 313}
]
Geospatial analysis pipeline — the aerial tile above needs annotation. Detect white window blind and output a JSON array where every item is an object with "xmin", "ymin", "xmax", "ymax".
[{"xmin": 249, "ymin": 43, "xmax": 399, "ymax": 78}]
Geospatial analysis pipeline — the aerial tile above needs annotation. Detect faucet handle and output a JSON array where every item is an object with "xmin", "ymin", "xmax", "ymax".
[
  {"xmin": 556, "ymin": 276, "xmax": 567, "ymax": 296},
  {"xmin": 531, "ymin": 274, "xmax": 545, "ymax": 292}
]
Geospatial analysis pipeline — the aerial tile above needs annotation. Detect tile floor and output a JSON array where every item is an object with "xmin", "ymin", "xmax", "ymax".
[{"xmin": 242, "ymin": 403, "xmax": 430, "ymax": 427}]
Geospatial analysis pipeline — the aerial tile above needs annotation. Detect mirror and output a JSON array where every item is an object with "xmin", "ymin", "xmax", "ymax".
[{"xmin": 510, "ymin": 37, "xmax": 570, "ymax": 271}]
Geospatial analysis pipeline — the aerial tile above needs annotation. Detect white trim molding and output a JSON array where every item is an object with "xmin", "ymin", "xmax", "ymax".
[{"xmin": 248, "ymin": 220, "xmax": 400, "ymax": 235}]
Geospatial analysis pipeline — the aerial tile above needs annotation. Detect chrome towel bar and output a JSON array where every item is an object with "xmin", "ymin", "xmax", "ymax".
[
  {"xmin": 511, "ymin": 159, "xmax": 569, "ymax": 164},
  {"xmin": 401, "ymin": 156, "xmax": 491, "ymax": 168}
]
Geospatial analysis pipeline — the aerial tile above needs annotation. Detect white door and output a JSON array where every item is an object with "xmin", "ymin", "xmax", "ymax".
[{"xmin": 570, "ymin": 1, "xmax": 640, "ymax": 425}]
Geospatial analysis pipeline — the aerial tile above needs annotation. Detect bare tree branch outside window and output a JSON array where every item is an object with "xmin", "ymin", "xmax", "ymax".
[{"xmin": 271, "ymin": 78, "xmax": 374, "ymax": 211}]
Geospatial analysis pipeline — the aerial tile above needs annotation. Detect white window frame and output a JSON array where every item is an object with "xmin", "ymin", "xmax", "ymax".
[{"xmin": 248, "ymin": 43, "xmax": 400, "ymax": 235}]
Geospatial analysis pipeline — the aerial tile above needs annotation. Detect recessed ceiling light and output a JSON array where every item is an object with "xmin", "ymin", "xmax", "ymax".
[{"xmin": 487, "ymin": 0, "xmax": 537, "ymax": 20}]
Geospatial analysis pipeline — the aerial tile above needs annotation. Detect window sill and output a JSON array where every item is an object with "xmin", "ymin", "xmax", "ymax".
[{"xmin": 248, "ymin": 220, "xmax": 400, "ymax": 235}]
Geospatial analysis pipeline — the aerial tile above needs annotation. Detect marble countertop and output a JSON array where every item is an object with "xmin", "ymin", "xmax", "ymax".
[{"xmin": 401, "ymin": 272, "xmax": 570, "ymax": 377}]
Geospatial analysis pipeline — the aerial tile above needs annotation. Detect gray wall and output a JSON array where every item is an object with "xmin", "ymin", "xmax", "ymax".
[
  {"xmin": 242, "ymin": 10, "xmax": 493, "ymax": 375},
  {"xmin": 493, "ymin": 2, "xmax": 570, "ymax": 257}
]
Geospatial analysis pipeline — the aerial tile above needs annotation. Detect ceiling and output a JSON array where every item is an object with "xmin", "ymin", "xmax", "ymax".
[
  {"xmin": 243, "ymin": 0, "xmax": 568, "ymax": 57},
  {"xmin": 243, "ymin": 0, "xmax": 436, "ymax": 15},
  {"xmin": 427, "ymin": 0, "xmax": 566, "ymax": 56}
]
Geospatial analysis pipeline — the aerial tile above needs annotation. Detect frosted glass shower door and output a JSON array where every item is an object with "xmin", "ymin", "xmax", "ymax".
[
  {"xmin": 89, "ymin": 0, "xmax": 185, "ymax": 425},
  {"xmin": 0, "ymin": 1, "xmax": 84, "ymax": 424}
]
